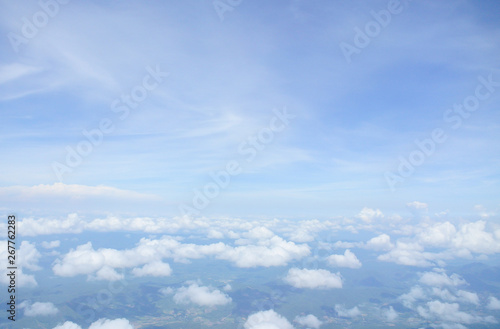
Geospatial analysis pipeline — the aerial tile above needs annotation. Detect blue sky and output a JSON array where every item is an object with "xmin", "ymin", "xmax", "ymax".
[{"xmin": 0, "ymin": 0, "xmax": 499, "ymax": 219}]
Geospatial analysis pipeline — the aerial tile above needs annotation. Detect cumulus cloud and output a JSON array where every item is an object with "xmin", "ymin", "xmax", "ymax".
[
  {"xmin": 173, "ymin": 282, "xmax": 231, "ymax": 306},
  {"xmin": 416, "ymin": 300, "xmax": 495, "ymax": 325},
  {"xmin": 378, "ymin": 241, "xmax": 437, "ymax": 267},
  {"xmin": 53, "ymin": 322, "xmax": 83, "ymax": 329},
  {"xmin": 383, "ymin": 306, "xmax": 398, "ymax": 322},
  {"xmin": 88, "ymin": 318, "xmax": 134, "ymax": 329},
  {"xmin": 327, "ymin": 249, "xmax": 362, "ymax": 269},
  {"xmin": 21, "ymin": 301, "xmax": 58, "ymax": 316},
  {"xmin": 284, "ymin": 268, "xmax": 342, "ymax": 289},
  {"xmin": 52, "ymin": 319, "xmax": 134, "ymax": 329},
  {"xmin": 132, "ymin": 261, "xmax": 172, "ymax": 277},
  {"xmin": 294, "ymin": 314, "xmax": 322, "ymax": 329},
  {"xmin": 456, "ymin": 290, "xmax": 479, "ymax": 305},
  {"xmin": 357, "ymin": 207, "xmax": 383, "ymax": 223},
  {"xmin": 487, "ymin": 296, "xmax": 500, "ymax": 310},
  {"xmin": 365, "ymin": 234, "xmax": 393, "ymax": 251},
  {"xmin": 399, "ymin": 286, "xmax": 427, "ymax": 308},
  {"xmin": 334, "ymin": 304, "xmax": 361, "ymax": 318},
  {"xmin": 244, "ymin": 310, "xmax": 294, "ymax": 329},
  {"xmin": 0, "ymin": 240, "xmax": 40, "ymax": 287},
  {"xmin": 53, "ymin": 235, "xmax": 309, "ymax": 280},
  {"xmin": 219, "ymin": 236, "xmax": 310, "ymax": 268},
  {"xmin": 419, "ymin": 270, "xmax": 467, "ymax": 287}
]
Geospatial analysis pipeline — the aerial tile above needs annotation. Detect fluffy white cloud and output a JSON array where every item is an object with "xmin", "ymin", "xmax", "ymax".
[
  {"xmin": 487, "ymin": 296, "xmax": 500, "ymax": 310},
  {"xmin": 21, "ymin": 301, "xmax": 58, "ymax": 316},
  {"xmin": 416, "ymin": 300, "xmax": 494, "ymax": 325},
  {"xmin": 88, "ymin": 318, "xmax": 134, "ymax": 329},
  {"xmin": 378, "ymin": 241, "xmax": 437, "ymax": 267},
  {"xmin": 383, "ymin": 306, "xmax": 398, "ymax": 322},
  {"xmin": 327, "ymin": 249, "xmax": 362, "ymax": 269},
  {"xmin": 53, "ymin": 322, "xmax": 83, "ymax": 329},
  {"xmin": 173, "ymin": 282, "xmax": 231, "ymax": 306},
  {"xmin": 417, "ymin": 222, "xmax": 456, "ymax": 247},
  {"xmin": 244, "ymin": 310, "xmax": 294, "ymax": 329},
  {"xmin": 294, "ymin": 314, "xmax": 322, "ymax": 329},
  {"xmin": 419, "ymin": 270, "xmax": 466, "ymax": 287},
  {"xmin": 93, "ymin": 266, "xmax": 124, "ymax": 281},
  {"xmin": 365, "ymin": 234, "xmax": 393, "ymax": 251},
  {"xmin": 284, "ymin": 268, "xmax": 342, "ymax": 289},
  {"xmin": 399, "ymin": 286, "xmax": 427, "ymax": 308},
  {"xmin": 357, "ymin": 207, "xmax": 383, "ymax": 223},
  {"xmin": 0, "ymin": 240, "xmax": 40, "ymax": 287},
  {"xmin": 334, "ymin": 304, "xmax": 361, "ymax": 318},
  {"xmin": 53, "ymin": 234, "xmax": 309, "ymax": 280},
  {"xmin": 132, "ymin": 261, "xmax": 172, "ymax": 277},
  {"xmin": 218, "ymin": 236, "xmax": 310, "ymax": 268},
  {"xmin": 456, "ymin": 290, "xmax": 479, "ymax": 305}
]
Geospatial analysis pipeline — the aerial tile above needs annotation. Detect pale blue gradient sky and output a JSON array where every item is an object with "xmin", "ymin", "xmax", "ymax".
[{"xmin": 0, "ymin": 0, "xmax": 499, "ymax": 218}]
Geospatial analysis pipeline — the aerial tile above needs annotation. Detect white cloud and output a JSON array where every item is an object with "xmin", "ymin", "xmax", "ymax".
[
  {"xmin": 53, "ymin": 234, "xmax": 309, "ymax": 280},
  {"xmin": 244, "ymin": 310, "xmax": 295, "ymax": 329},
  {"xmin": 417, "ymin": 300, "xmax": 480, "ymax": 324},
  {"xmin": 417, "ymin": 222, "xmax": 456, "ymax": 247},
  {"xmin": 0, "ymin": 183, "xmax": 160, "ymax": 201},
  {"xmin": 327, "ymin": 249, "xmax": 362, "ymax": 269},
  {"xmin": 399, "ymin": 286, "xmax": 427, "ymax": 308},
  {"xmin": 217, "ymin": 236, "xmax": 310, "ymax": 268},
  {"xmin": 53, "ymin": 322, "xmax": 83, "ymax": 329},
  {"xmin": 0, "ymin": 240, "xmax": 40, "ymax": 287},
  {"xmin": 93, "ymin": 266, "xmax": 124, "ymax": 281},
  {"xmin": 357, "ymin": 207, "xmax": 383, "ymax": 223},
  {"xmin": 160, "ymin": 287, "xmax": 174, "ymax": 295},
  {"xmin": 41, "ymin": 240, "xmax": 61, "ymax": 249},
  {"xmin": 132, "ymin": 261, "xmax": 172, "ymax": 277},
  {"xmin": 334, "ymin": 304, "xmax": 361, "ymax": 318},
  {"xmin": 383, "ymin": 306, "xmax": 398, "ymax": 322},
  {"xmin": 243, "ymin": 227, "xmax": 275, "ymax": 240},
  {"xmin": 487, "ymin": 296, "xmax": 500, "ymax": 310},
  {"xmin": 456, "ymin": 290, "xmax": 479, "ymax": 305},
  {"xmin": 53, "ymin": 242, "xmax": 106, "ymax": 277},
  {"xmin": 284, "ymin": 268, "xmax": 342, "ymax": 289},
  {"xmin": 407, "ymin": 201, "xmax": 428, "ymax": 211},
  {"xmin": 294, "ymin": 314, "xmax": 322, "ymax": 329},
  {"xmin": 173, "ymin": 282, "xmax": 231, "ymax": 306},
  {"xmin": 378, "ymin": 241, "xmax": 436, "ymax": 267},
  {"xmin": 88, "ymin": 318, "xmax": 134, "ymax": 329},
  {"xmin": 365, "ymin": 234, "xmax": 393, "ymax": 251},
  {"xmin": 22, "ymin": 302, "xmax": 58, "ymax": 316},
  {"xmin": 419, "ymin": 270, "xmax": 467, "ymax": 287}
]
